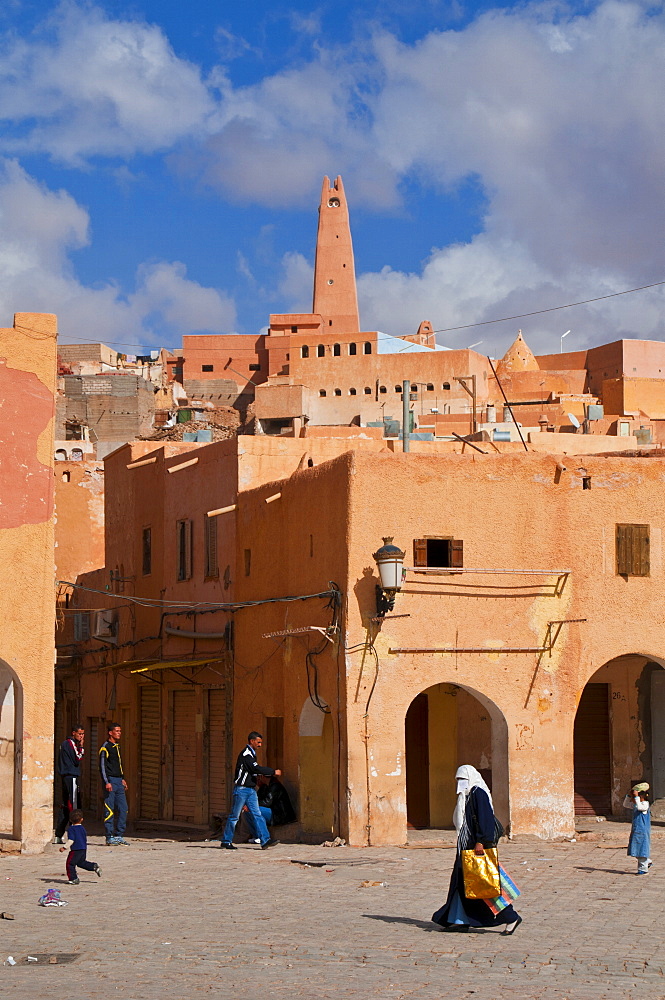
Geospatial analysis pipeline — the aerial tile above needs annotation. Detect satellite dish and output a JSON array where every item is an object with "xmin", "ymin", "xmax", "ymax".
[{"xmin": 568, "ymin": 413, "xmax": 580, "ymax": 429}]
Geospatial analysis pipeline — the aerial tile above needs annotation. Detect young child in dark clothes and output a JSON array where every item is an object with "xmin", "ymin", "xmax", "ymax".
[{"xmin": 59, "ymin": 809, "xmax": 102, "ymax": 885}]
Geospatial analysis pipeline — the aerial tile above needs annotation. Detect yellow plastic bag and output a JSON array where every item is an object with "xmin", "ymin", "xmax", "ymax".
[{"xmin": 461, "ymin": 847, "xmax": 501, "ymax": 899}]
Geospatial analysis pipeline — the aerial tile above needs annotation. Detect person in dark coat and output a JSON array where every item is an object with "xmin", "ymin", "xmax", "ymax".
[
  {"xmin": 432, "ymin": 764, "xmax": 521, "ymax": 934},
  {"xmin": 54, "ymin": 724, "xmax": 85, "ymax": 844}
]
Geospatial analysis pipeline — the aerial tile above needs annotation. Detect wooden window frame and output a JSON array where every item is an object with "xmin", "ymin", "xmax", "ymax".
[
  {"xmin": 413, "ymin": 536, "xmax": 464, "ymax": 570},
  {"xmin": 205, "ymin": 514, "xmax": 219, "ymax": 579},
  {"xmin": 616, "ymin": 524, "xmax": 649, "ymax": 577},
  {"xmin": 176, "ymin": 519, "xmax": 193, "ymax": 581},
  {"xmin": 142, "ymin": 526, "xmax": 152, "ymax": 576}
]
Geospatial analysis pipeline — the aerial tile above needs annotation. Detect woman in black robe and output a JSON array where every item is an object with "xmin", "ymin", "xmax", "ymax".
[{"xmin": 432, "ymin": 764, "xmax": 521, "ymax": 933}]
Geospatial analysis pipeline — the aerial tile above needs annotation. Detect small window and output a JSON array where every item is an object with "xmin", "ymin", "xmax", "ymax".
[
  {"xmin": 291, "ymin": 325, "xmax": 298, "ymax": 333},
  {"xmin": 413, "ymin": 537, "xmax": 463, "ymax": 569},
  {"xmin": 411, "ymin": 384, "xmax": 418, "ymax": 393},
  {"xmin": 443, "ymin": 382, "xmax": 451, "ymax": 390},
  {"xmin": 205, "ymin": 515, "xmax": 219, "ymax": 578},
  {"xmin": 349, "ymin": 387, "xmax": 357, "ymax": 396},
  {"xmin": 317, "ymin": 345, "xmax": 325, "ymax": 357},
  {"xmin": 142, "ymin": 527, "xmax": 152, "ymax": 576},
  {"xmin": 249, "ymin": 363, "xmax": 261, "ymax": 371},
  {"xmin": 333, "ymin": 344, "xmax": 341, "ymax": 357},
  {"xmin": 395, "ymin": 384, "xmax": 402, "ymax": 393},
  {"xmin": 176, "ymin": 519, "xmax": 193, "ymax": 581},
  {"xmin": 202, "ymin": 364, "xmax": 214, "ymax": 372},
  {"xmin": 244, "ymin": 548, "xmax": 251, "ymax": 576},
  {"xmin": 349, "ymin": 343, "xmax": 357, "ymax": 356},
  {"xmin": 379, "ymin": 385, "xmax": 387, "ymax": 394},
  {"xmin": 74, "ymin": 612, "xmax": 90, "ymax": 642},
  {"xmin": 616, "ymin": 524, "xmax": 649, "ymax": 577},
  {"xmin": 427, "ymin": 383, "xmax": 434, "ymax": 391},
  {"xmin": 364, "ymin": 386, "xmax": 371, "ymax": 394},
  {"xmin": 62, "ymin": 471, "xmax": 71, "ymax": 482},
  {"xmin": 301, "ymin": 345, "xmax": 309, "ymax": 359},
  {"xmin": 319, "ymin": 389, "xmax": 326, "ymax": 397},
  {"xmin": 334, "ymin": 388, "xmax": 342, "ymax": 396},
  {"xmin": 364, "ymin": 342, "xmax": 372, "ymax": 354}
]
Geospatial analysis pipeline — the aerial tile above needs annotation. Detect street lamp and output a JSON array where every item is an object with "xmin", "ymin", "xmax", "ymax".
[
  {"xmin": 560, "ymin": 330, "xmax": 571, "ymax": 354},
  {"xmin": 373, "ymin": 537, "xmax": 406, "ymax": 616}
]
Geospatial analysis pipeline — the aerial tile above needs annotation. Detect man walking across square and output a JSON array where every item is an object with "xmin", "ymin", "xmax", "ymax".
[
  {"xmin": 54, "ymin": 724, "xmax": 85, "ymax": 844},
  {"xmin": 99, "ymin": 723, "xmax": 130, "ymax": 846},
  {"xmin": 220, "ymin": 732, "xmax": 281, "ymax": 850}
]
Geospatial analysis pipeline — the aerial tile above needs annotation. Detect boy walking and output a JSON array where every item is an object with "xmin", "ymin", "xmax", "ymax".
[{"xmin": 59, "ymin": 809, "xmax": 102, "ymax": 885}]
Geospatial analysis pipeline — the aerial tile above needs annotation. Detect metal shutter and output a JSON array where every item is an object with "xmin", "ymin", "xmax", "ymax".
[
  {"xmin": 574, "ymin": 683, "xmax": 612, "ymax": 815},
  {"xmin": 139, "ymin": 686, "xmax": 160, "ymax": 820},
  {"xmin": 87, "ymin": 719, "xmax": 101, "ymax": 818},
  {"xmin": 208, "ymin": 689, "xmax": 227, "ymax": 819},
  {"xmin": 172, "ymin": 690, "xmax": 196, "ymax": 822}
]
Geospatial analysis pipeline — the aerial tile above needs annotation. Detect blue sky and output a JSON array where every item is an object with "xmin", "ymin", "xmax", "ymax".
[{"xmin": 1, "ymin": 0, "xmax": 664, "ymax": 356}]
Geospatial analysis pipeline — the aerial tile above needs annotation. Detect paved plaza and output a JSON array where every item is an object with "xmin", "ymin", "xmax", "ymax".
[{"xmin": 1, "ymin": 831, "xmax": 663, "ymax": 999}]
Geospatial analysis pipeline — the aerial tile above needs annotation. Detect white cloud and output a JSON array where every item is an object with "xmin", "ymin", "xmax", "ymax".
[
  {"xmin": 0, "ymin": 3, "xmax": 214, "ymax": 163},
  {"xmin": 2, "ymin": 3, "xmax": 665, "ymax": 349},
  {"xmin": 194, "ymin": 2, "xmax": 665, "ymax": 346},
  {"xmin": 0, "ymin": 160, "xmax": 236, "ymax": 345}
]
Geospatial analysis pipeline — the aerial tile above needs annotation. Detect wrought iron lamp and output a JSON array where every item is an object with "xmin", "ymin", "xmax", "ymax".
[{"xmin": 373, "ymin": 537, "xmax": 406, "ymax": 616}]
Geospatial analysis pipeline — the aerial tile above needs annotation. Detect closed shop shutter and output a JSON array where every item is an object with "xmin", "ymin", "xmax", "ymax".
[
  {"xmin": 208, "ymin": 689, "xmax": 227, "ymax": 820},
  {"xmin": 87, "ymin": 719, "xmax": 101, "ymax": 818},
  {"xmin": 140, "ymin": 686, "xmax": 160, "ymax": 820},
  {"xmin": 172, "ymin": 690, "xmax": 196, "ymax": 822},
  {"xmin": 574, "ymin": 683, "xmax": 611, "ymax": 815}
]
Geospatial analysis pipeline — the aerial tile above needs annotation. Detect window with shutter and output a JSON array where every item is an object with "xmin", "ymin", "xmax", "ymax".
[
  {"xmin": 616, "ymin": 524, "xmax": 649, "ymax": 576},
  {"xmin": 74, "ymin": 612, "xmax": 90, "ymax": 641},
  {"xmin": 177, "ymin": 519, "xmax": 193, "ymax": 581},
  {"xmin": 205, "ymin": 515, "xmax": 219, "ymax": 578},
  {"xmin": 413, "ymin": 537, "xmax": 464, "ymax": 569}
]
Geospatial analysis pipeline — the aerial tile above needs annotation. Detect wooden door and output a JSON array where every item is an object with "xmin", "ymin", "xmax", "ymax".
[
  {"xmin": 208, "ymin": 689, "xmax": 227, "ymax": 821},
  {"xmin": 172, "ymin": 690, "xmax": 196, "ymax": 822},
  {"xmin": 406, "ymin": 692, "xmax": 430, "ymax": 827},
  {"xmin": 574, "ymin": 683, "xmax": 611, "ymax": 815},
  {"xmin": 139, "ymin": 686, "xmax": 160, "ymax": 820}
]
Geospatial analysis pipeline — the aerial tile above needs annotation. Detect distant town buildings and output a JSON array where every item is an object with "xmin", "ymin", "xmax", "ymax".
[{"xmin": 47, "ymin": 176, "xmax": 665, "ymax": 850}]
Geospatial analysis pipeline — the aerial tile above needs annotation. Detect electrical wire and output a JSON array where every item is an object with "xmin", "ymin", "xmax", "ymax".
[{"xmin": 57, "ymin": 580, "xmax": 338, "ymax": 612}]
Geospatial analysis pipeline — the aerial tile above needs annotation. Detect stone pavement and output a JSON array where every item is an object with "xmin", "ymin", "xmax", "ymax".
[{"xmin": 1, "ymin": 835, "xmax": 663, "ymax": 999}]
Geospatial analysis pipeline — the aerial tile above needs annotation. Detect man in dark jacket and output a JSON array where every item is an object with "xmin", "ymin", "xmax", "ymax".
[
  {"xmin": 99, "ymin": 723, "xmax": 129, "ymax": 846},
  {"xmin": 220, "ymin": 732, "xmax": 281, "ymax": 850},
  {"xmin": 54, "ymin": 724, "xmax": 85, "ymax": 844}
]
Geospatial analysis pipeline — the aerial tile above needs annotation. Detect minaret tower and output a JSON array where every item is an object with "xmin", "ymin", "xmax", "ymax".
[{"xmin": 312, "ymin": 176, "xmax": 360, "ymax": 335}]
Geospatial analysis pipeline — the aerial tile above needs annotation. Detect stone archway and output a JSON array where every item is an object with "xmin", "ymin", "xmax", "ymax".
[
  {"xmin": 574, "ymin": 655, "xmax": 665, "ymax": 817},
  {"xmin": 0, "ymin": 660, "xmax": 23, "ymax": 841},
  {"xmin": 404, "ymin": 682, "xmax": 510, "ymax": 832}
]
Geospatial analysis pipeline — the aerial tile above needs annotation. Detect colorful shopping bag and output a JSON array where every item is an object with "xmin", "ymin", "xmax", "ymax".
[{"xmin": 485, "ymin": 865, "xmax": 521, "ymax": 914}]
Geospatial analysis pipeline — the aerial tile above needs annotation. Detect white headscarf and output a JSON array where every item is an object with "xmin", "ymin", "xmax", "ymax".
[{"xmin": 452, "ymin": 764, "xmax": 493, "ymax": 833}]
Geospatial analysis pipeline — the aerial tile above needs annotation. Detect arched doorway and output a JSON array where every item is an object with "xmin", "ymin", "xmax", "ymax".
[
  {"xmin": 299, "ymin": 698, "xmax": 334, "ymax": 837},
  {"xmin": 574, "ymin": 655, "xmax": 665, "ymax": 817},
  {"xmin": 0, "ymin": 661, "xmax": 23, "ymax": 841},
  {"xmin": 405, "ymin": 683, "xmax": 509, "ymax": 830}
]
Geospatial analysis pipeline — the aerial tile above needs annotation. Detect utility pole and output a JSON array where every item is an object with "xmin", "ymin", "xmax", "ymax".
[{"xmin": 402, "ymin": 379, "xmax": 410, "ymax": 452}]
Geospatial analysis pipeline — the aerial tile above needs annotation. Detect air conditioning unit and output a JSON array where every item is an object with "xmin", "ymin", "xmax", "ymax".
[{"xmin": 93, "ymin": 610, "xmax": 118, "ymax": 642}]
